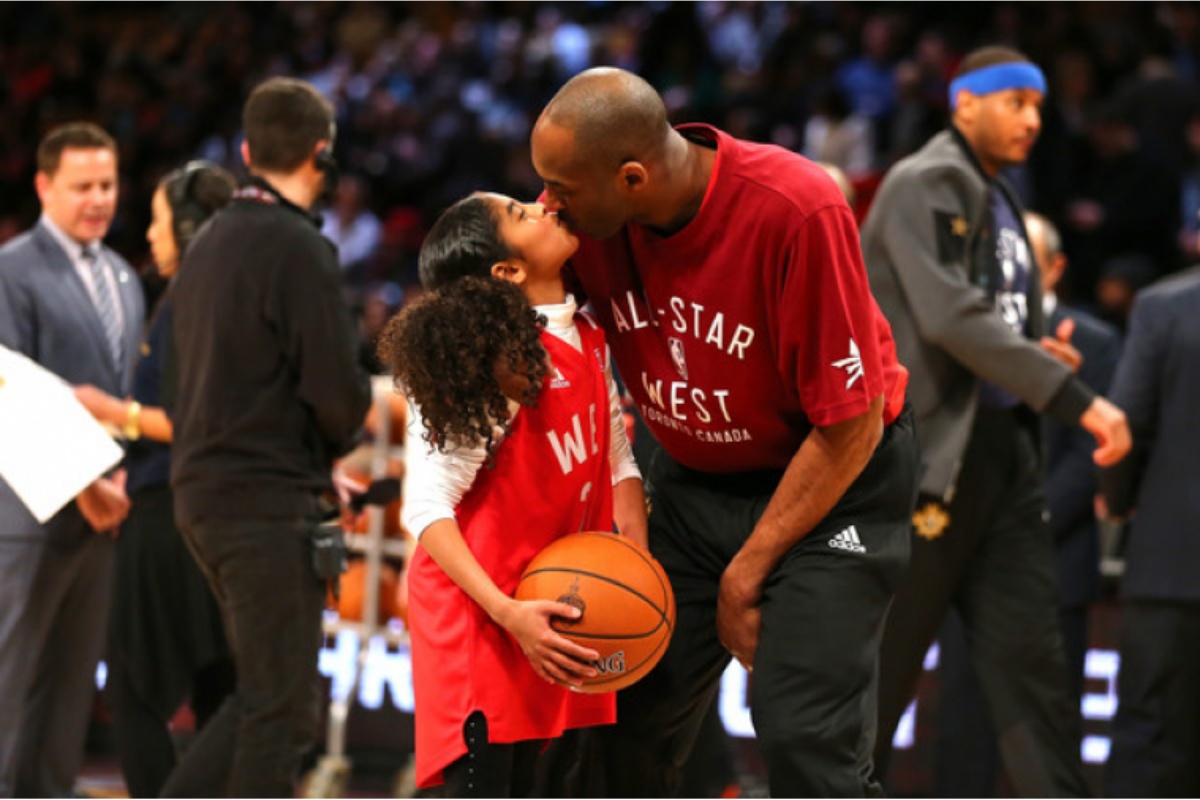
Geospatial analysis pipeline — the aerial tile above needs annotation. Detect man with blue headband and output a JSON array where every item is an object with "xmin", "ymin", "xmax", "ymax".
[{"xmin": 861, "ymin": 46, "xmax": 1132, "ymax": 796}]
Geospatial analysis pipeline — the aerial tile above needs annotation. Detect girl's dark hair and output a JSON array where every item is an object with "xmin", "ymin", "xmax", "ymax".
[
  {"xmin": 418, "ymin": 194, "xmax": 511, "ymax": 290},
  {"xmin": 377, "ymin": 276, "xmax": 548, "ymax": 456}
]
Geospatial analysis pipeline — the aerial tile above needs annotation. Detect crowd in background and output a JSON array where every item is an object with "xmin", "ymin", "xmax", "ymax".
[{"xmin": 3, "ymin": 1, "xmax": 1200, "ymax": 354}]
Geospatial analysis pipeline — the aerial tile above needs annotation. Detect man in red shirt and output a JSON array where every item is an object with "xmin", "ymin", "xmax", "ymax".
[{"xmin": 531, "ymin": 67, "xmax": 919, "ymax": 797}]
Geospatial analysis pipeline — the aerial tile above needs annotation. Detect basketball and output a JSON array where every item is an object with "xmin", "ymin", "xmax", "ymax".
[
  {"xmin": 329, "ymin": 559, "xmax": 400, "ymax": 624},
  {"xmin": 515, "ymin": 532, "xmax": 674, "ymax": 693}
]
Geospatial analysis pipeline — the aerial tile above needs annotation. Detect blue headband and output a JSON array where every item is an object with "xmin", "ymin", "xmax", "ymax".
[{"xmin": 949, "ymin": 63, "xmax": 1047, "ymax": 109}]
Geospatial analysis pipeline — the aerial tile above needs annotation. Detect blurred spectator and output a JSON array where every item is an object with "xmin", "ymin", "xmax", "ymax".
[
  {"xmin": 1110, "ymin": 27, "xmax": 1200, "ymax": 175},
  {"xmin": 803, "ymin": 86, "xmax": 874, "ymax": 175},
  {"xmin": 356, "ymin": 281, "xmax": 406, "ymax": 375},
  {"xmin": 1030, "ymin": 50, "xmax": 1096, "ymax": 223},
  {"xmin": 836, "ymin": 13, "xmax": 900, "ymax": 124},
  {"xmin": 816, "ymin": 161, "xmax": 856, "ymax": 209},
  {"xmin": 1178, "ymin": 109, "xmax": 1200, "ymax": 264},
  {"xmin": 1095, "ymin": 253, "xmax": 1158, "ymax": 331},
  {"xmin": 321, "ymin": 174, "xmax": 382, "ymax": 287},
  {"xmin": 1, "ymin": 0, "xmax": 1195, "ymax": 305},
  {"xmin": 1061, "ymin": 102, "xmax": 1178, "ymax": 306}
]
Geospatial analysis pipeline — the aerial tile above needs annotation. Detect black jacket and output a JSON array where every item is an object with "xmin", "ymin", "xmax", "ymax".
[
  {"xmin": 1102, "ymin": 268, "xmax": 1200, "ymax": 601},
  {"xmin": 169, "ymin": 178, "xmax": 370, "ymax": 524}
]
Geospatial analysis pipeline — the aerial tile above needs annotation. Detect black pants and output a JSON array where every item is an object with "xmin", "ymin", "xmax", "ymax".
[
  {"xmin": 1106, "ymin": 600, "xmax": 1200, "ymax": 797},
  {"xmin": 874, "ymin": 408, "xmax": 1090, "ymax": 797},
  {"xmin": 934, "ymin": 603, "xmax": 1089, "ymax": 797},
  {"xmin": 575, "ymin": 408, "xmax": 918, "ymax": 797},
  {"xmin": 161, "ymin": 515, "xmax": 326, "ymax": 798},
  {"xmin": 104, "ymin": 485, "xmax": 236, "ymax": 797},
  {"xmin": 106, "ymin": 653, "xmax": 234, "ymax": 798},
  {"xmin": 442, "ymin": 711, "xmax": 545, "ymax": 798}
]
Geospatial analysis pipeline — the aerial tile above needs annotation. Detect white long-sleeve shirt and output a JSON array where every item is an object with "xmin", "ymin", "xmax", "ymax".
[{"xmin": 402, "ymin": 295, "xmax": 641, "ymax": 539}]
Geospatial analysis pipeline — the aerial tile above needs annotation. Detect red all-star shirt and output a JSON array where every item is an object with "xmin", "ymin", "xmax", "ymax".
[{"xmin": 567, "ymin": 125, "xmax": 907, "ymax": 473}]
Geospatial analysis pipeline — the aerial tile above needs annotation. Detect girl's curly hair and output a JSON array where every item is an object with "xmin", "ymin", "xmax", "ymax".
[{"xmin": 377, "ymin": 276, "xmax": 549, "ymax": 456}]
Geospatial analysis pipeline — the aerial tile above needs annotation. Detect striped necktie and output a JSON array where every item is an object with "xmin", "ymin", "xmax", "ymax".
[{"xmin": 83, "ymin": 246, "xmax": 123, "ymax": 367}]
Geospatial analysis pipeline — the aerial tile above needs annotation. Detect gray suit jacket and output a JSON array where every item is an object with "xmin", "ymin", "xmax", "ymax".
[
  {"xmin": 1102, "ymin": 269, "xmax": 1200, "ymax": 600},
  {"xmin": 861, "ymin": 129, "xmax": 1093, "ymax": 501},
  {"xmin": 0, "ymin": 222, "xmax": 144, "ymax": 543}
]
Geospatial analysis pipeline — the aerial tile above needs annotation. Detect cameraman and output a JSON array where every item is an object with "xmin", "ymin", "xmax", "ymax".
[{"xmin": 164, "ymin": 77, "xmax": 371, "ymax": 797}]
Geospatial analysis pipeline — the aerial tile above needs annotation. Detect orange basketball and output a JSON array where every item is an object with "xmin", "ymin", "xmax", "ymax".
[{"xmin": 515, "ymin": 532, "xmax": 674, "ymax": 693}]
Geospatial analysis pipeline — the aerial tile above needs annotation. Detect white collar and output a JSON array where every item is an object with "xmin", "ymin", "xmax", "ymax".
[{"xmin": 534, "ymin": 294, "xmax": 578, "ymax": 332}]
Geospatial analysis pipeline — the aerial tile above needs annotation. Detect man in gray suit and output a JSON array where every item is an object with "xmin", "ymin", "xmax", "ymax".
[
  {"xmin": 0, "ymin": 122, "xmax": 145, "ymax": 797},
  {"xmin": 861, "ymin": 46, "xmax": 1130, "ymax": 796},
  {"xmin": 1102, "ymin": 266, "xmax": 1200, "ymax": 797}
]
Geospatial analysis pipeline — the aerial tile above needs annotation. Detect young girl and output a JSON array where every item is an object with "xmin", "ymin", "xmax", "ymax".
[{"xmin": 377, "ymin": 192, "xmax": 647, "ymax": 796}]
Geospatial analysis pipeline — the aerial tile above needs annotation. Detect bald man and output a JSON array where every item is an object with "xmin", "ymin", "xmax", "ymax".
[{"xmin": 531, "ymin": 67, "xmax": 919, "ymax": 796}]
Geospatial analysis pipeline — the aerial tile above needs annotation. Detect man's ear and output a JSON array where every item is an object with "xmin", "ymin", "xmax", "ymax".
[
  {"xmin": 617, "ymin": 161, "xmax": 648, "ymax": 193},
  {"xmin": 240, "ymin": 140, "xmax": 252, "ymax": 169},
  {"xmin": 490, "ymin": 260, "xmax": 528, "ymax": 285},
  {"xmin": 954, "ymin": 91, "xmax": 977, "ymax": 127},
  {"xmin": 34, "ymin": 172, "xmax": 50, "ymax": 203}
]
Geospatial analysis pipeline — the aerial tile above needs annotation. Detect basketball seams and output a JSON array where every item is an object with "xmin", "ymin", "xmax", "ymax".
[
  {"xmin": 535, "ymin": 531, "xmax": 673, "ymax": 611},
  {"xmin": 586, "ymin": 533, "xmax": 673, "ymax": 611}
]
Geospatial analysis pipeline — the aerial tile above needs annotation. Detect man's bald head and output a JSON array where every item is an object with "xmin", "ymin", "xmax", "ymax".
[{"xmin": 540, "ymin": 68, "xmax": 671, "ymax": 169}]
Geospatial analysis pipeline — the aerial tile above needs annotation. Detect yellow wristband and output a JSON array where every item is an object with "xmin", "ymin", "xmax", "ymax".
[{"xmin": 124, "ymin": 401, "xmax": 142, "ymax": 441}]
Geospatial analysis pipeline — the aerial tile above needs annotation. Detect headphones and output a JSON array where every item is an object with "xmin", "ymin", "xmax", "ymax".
[
  {"xmin": 165, "ymin": 160, "xmax": 220, "ymax": 253},
  {"xmin": 314, "ymin": 143, "xmax": 336, "ymax": 173}
]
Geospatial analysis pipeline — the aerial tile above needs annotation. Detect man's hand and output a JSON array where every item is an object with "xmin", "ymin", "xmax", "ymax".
[
  {"xmin": 1080, "ymin": 396, "xmax": 1132, "ymax": 466},
  {"xmin": 717, "ymin": 557, "xmax": 763, "ymax": 671},
  {"xmin": 76, "ymin": 469, "xmax": 130, "ymax": 535},
  {"xmin": 331, "ymin": 466, "xmax": 368, "ymax": 527},
  {"xmin": 1039, "ymin": 317, "xmax": 1082, "ymax": 372}
]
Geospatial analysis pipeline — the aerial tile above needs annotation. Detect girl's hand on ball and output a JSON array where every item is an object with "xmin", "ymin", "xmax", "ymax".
[{"xmin": 499, "ymin": 598, "xmax": 599, "ymax": 686}]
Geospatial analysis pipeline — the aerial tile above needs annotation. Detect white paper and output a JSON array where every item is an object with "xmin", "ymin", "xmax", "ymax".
[{"xmin": 0, "ymin": 345, "xmax": 124, "ymax": 522}]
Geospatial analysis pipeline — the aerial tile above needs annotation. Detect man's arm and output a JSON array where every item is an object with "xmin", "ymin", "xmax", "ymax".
[
  {"xmin": 1101, "ymin": 294, "xmax": 1165, "ymax": 516},
  {"xmin": 717, "ymin": 395, "xmax": 884, "ymax": 668},
  {"xmin": 875, "ymin": 171, "xmax": 1128, "ymax": 463},
  {"xmin": 1045, "ymin": 321, "xmax": 1122, "ymax": 538},
  {"xmin": 876, "ymin": 172, "xmax": 1090, "ymax": 419}
]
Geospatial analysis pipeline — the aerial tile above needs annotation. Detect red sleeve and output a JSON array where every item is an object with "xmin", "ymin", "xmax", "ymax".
[{"xmin": 778, "ymin": 205, "xmax": 889, "ymax": 427}]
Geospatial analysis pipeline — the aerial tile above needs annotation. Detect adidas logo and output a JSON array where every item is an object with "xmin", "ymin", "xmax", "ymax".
[
  {"xmin": 550, "ymin": 367, "xmax": 571, "ymax": 389},
  {"xmin": 828, "ymin": 525, "xmax": 866, "ymax": 554}
]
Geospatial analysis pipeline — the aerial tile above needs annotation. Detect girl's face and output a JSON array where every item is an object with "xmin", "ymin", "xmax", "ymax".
[
  {"xmin": 484, "ymin": 193, "xmax": 578, "ymax": 284},
  {"xmin": 146, "ymin": 187, "xmax": 180, "ymax": 277}
]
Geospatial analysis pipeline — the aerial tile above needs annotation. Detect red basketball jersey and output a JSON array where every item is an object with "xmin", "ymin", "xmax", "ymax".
[{"xmin": 408, "ymin": 318, "xmax": 617, "ymax": 789}]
